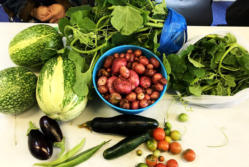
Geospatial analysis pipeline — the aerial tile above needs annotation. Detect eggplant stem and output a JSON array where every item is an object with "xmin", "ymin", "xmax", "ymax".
[
  {"xmin": 26, "ymin": 121, "xmax": 38, "ymax": 136},
  {"xmin": 78, "ymin": 121, "xmax": 92, "ymax": 131}
]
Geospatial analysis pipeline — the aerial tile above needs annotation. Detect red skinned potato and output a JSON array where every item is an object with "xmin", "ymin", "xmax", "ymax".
[
  {"xmin": 112, "ymin": 57, "xmax": 127, "ymax": 74},
  {"xmin": 126, "ymin": 92, "xmax": 137, "ymax": 102},
  {"xmin": 145, "ymin": 69, "xmax": 156, "ymax": 77},
  {"xmin": 113, "ymin": 78, "xmax": 132, "ymax": 94},
  {"xmin": 134, "ymin": 63, "xmax": 145, "ymax": 75},
  {"xmin": 109, "ymin": 92, "xmax": 122, "ymax": 104},
  {"xmin": 151, "ymin": 91, "xmax": 160, "ymax": 100},
  {"xmin": 132, "ymin": 62, "xmax": 139, "ymax": 70},
  {"xmin": 98, "ymin": 85, "xmax": 108, "ymax": 94},
  {"xmin": 131, "ymin": 101, "xmax": 139, "ymax": 109},
  {"xmin": 160, "ymin": 78, "xmax": 167, "ymax": 85},
  {"xmin": 129, "ymin": 70, "xmax": 140, "ymax": 90},
  {"xmin": 120, "ymin": 66, "xmax": 130, "ymax": 78},
  {"xmin": 140, "ymin": 76, "xmax": 151, "ymax": 89},
  {"xmin": 135, "ymin": 87, "xmax": 143, "ymax": 94},
  {"xmin": 98, "ymin": 68, "xmax": 110, "ymax": 77},
  {"xmin": 139, "ymin": 56, "xmax": 149, "ymax": 65},
  {"xmin": 147, "ymin": 64, "xmax": 154, "ymax": 69},
  {"xmin": 137, "ymin": 92, "xmax": 145, "ymax": 100},
  {"xmin": 97, "ymin": 76, "xmax": 108, "ymax": 86},
  {"xmin": 107, "ymin": 76, "xmax": 118, "ymax": 93},
  {"xmin": 134, "ymin": 49, "xmax": 142, "ymax": 57},
  {"xmin": 104, "ymin": 56, "xmax": 114, "ymax": 68},
  {"xmin": 150, "ymin": 57, "xmax": 160, "ymax": 68},
  {"xmin": 140, "ymin": 99, "xmax": 149, "ymax": 108},
  {"xmin": 129, "ymin": 53, "xmax": 135, "ymax": 62},
  {"xmin": 120, "ymin": 53, "xmax": 125, "ymax": 58},
  {"xmin": 152, "ymin": 73, "xmax": 163, "ymax": 84},
  {"xmin": 114, "ymin": 53, "xmax": 119, "ymax": 58},
  {"xmin": 146, "ymin": 88, "xmax": 153, "ymax": 95},
  {"xmin": 120, "ymin": 99, "xmax": 130, "ymax": 109},
  {"xmin": 127, "ymin": 49, "xmax": 133, "ymax": 54},
  {"xmin": 153, "ymin": 83, "xmax": 164, "ymax": 92}
]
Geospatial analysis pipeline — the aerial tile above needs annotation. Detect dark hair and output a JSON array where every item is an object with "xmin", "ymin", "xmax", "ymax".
[{"xmin": 33, "ymin": 0, "xmax": 57, "ymax": 7}]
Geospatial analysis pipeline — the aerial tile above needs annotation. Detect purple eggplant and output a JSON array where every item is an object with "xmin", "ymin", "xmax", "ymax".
[
  {"xmin": 27, "ymin": 122, "xmax": 53, "ymax": 160},
  {"xmin": 40, "ymin": 116, "xmax": 63, "ymax": 143}
]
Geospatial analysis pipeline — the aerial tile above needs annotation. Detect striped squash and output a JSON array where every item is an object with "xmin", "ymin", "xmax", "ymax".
[
  {"xmin": 9, "ymin": 24, "xmax": 63, "ymax": 68},
  {"xmin": 36, "ymin": 56, "xmax": 87, "ymax": 121}
]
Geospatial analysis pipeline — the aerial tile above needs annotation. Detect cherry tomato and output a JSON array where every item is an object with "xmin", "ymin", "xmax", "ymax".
[
  {"xmin": 183, "ymin": 149, "xmax": 196, "ymax": 162},
  {"xmin": 166, "ymin": 159, "xmax": 178, "ymax": 167},
  {"xmin": 157, "ymin": 140, "xmax": 169, "ymax": 152},
  {"xmin": 146, "ymin": 139, "xmax": 158, "ymax": 152},
  {"xmin": 155, "ymin": 163, "xmax": 166, "ymax": 167},
  {"xmin": 169, "ymin": 142, "xmax": 182, "ymax": 155},
  {"xmin": 146, "ymin": 154, "xmax": 158, "ymax": 167},
  {"xmin": 153, "ymin": 128, "xmax": 165, "ymax": 141},
  {"xmin": 158, "ymin": 156, "xmax": 165, "ymax": 162}
]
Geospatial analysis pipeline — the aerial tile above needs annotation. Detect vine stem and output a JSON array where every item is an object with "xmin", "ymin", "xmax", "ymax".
[{"xmin": 218, "ymin": 43, "xmax": 239, "ymax": 78}]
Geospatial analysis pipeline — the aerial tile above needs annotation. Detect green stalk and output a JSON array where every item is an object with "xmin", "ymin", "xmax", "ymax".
[
  {"xmin": 218, "ymin": 43, "xmax": 239, "ymax": 78},
  {"xmin": 145, "ymin": 22, "xmax": 164, "ymax": 28},
  {"xmin": 54, "ymin": 140, "xmax": 110, "ymax": 167},
  {"xmin": 34, "ymin": 138, "xmax": 86, "ymax": 167},
  {"xmin": 54, "ymin": 138, "xmax": 66, "ymax": 158}
]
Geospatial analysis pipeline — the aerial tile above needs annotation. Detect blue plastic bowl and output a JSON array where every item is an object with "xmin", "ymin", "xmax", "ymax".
[{"xmin": 92, "ymin": 45, "xmax": 168, "ymax": 114}]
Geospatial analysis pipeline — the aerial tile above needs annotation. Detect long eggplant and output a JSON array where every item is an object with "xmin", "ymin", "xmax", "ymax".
[{"xmin": 79, "ymin": 114, "xmax": 158, "ymax": 136}]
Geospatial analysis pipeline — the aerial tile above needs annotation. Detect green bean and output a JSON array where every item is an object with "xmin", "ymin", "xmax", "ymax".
[
  {"xmin": 34, "ymin": 138, "xmax": 85, "ymax": 167},
  {"xmin": 54, "ymin": 140, "xmax": 109, "ymax": 167}
]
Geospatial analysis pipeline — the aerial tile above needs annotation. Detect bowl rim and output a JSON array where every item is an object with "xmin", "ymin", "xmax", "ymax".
[{"xmin": 92, "ymin": 45, "xmax": 168, "ymax": 114}]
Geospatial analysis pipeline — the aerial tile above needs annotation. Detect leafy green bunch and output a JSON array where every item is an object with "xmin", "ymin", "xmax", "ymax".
[
  {"xmin": 166, "ymin": 33, "xmax": 249, "ymax": 96},
  {"xmin": 58, "ymin": 0, "xmax": 168, "ymax": 98}
]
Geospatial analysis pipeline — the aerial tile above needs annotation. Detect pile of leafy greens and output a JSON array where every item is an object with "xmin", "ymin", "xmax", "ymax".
[
  {"xmin": 58, "ymin": 0, "xmax": 168, "ymax": 98},
  {"xmin": 165, "ymin": 33, "xmax": 249, "ymax": 96}
]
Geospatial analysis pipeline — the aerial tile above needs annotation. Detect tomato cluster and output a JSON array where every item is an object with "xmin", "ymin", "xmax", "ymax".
[{"xmin": 136, "ymin": 122, "xmax": 196, "ymax": 167}]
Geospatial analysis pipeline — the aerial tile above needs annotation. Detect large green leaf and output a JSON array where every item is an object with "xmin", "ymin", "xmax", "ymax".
[{"xmin": 111, "ymin": 6, "xmax": 144, "ymax": 35}]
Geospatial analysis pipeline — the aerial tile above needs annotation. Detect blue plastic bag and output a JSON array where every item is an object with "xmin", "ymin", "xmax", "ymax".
[{"xmin": 158, "ymin": 8, "xmax": 187, "ymax": 55}]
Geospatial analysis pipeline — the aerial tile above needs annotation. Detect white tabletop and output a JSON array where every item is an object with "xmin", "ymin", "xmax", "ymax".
[{"xmin": 0, "ymin": 23, "xmax": 249, "ymax": 167}]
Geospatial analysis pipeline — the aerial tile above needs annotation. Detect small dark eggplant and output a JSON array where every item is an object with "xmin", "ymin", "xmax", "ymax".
[
  {"xmin": 27, "ymin": 122, "xmax": 53, "ymax": 160},
  {"xmin": 40, "ymin": 116, "xmax": 63, "ymax": 143},
  {"xmin": 79, "ymin": 115, "xmax": 159, "ymax": 136}
]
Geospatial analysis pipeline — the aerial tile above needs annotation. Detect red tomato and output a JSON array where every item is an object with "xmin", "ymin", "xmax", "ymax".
[
  {"xmin": 146, "ymin": 154, "xmax": 158, "ymax": 167},
  {"xmin": 158, "ymin": 156, "xmax": 165, "ymax": 162},
  {"xmin": 166, "ymin": 159, "xmax": 178, "ymax": 167},
  {"xmin": 153, "ymin": 128, "xmax": 165, "ymax": 141},
  {"xmin": 169, "ymin": 142, "xmax": 182, "ymax": 155},
  {"xmin": 157, "ymin": 140, "xmax": 169, "ymax": 151},
  {"xmin": 183, "ymin": 149, "xmax": 196, "ymax": 162},
  {"xmin": 155, "ymin": 163, "xmax": 166, "ymax": 167}
]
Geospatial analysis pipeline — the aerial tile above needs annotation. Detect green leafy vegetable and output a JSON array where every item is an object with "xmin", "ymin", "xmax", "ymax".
[
  {"xmin": 57, "ymin": 0, "xmax": 168, "ymax": 98},
  {"xmin": 166, "ymin": 33, "xmax": 249, "ymax": 96},
  {"xmin": 110, "ymin": 6, "xmax": 144, "ymax": 35}
]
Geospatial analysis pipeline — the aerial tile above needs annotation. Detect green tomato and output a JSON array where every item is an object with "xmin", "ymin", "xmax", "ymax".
[
  {"xmin": 178, "ymin": 113, "xmax": 189, "ymax": 122},
  {"xmin": 146, "ymin": 139, "xmax": 157, "ymax": 151},
  {"xmin": 165, "ymin": 129, "xmax": 171, "ymax": 136},
  {"xmin": 170, "ymin": 130, "xmax": 181, "ymax": 141},
  {"xmin": 153, "ymin": 149, "xmax": 161, "ymax": 157},
  {"xmin": 136, "ymin": 163, "xmax": 148, "ymax": 167},
  {"xmin": 136, "ymin": 149, "xmax": 142, "ymax": 156},
  {"xmin": 165, "ymin": 136, "xmax": 172, "ymax": 143},
  {"xmin": 164, "ymin": 122, "xmax": 172, "ymax": 130}
]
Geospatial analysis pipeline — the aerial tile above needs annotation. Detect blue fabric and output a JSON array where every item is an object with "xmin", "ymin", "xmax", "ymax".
[
  {"xmin": 212, "ymin": 1, "xmax": 233, "ymax": 25},
  {"xmin": 0, "ymin": 5, "xmax": 9, "ymax": 22},
  {"xmin": 158, "ymin": 8, "xmax": 187, "ymax": 55}
]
